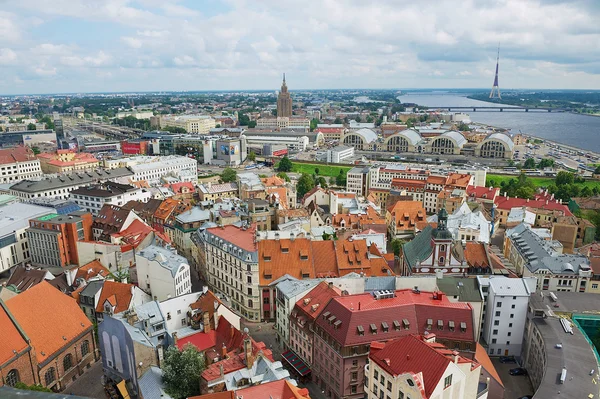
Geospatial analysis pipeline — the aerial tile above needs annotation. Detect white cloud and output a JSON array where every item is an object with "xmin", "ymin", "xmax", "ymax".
[
  {"xmin": 121, "ymin": 36, "xmax": 143, "ymax": 49},
  {"xmin": 0, "ymin": 48, "xmax": 18, "ymax": 65}
]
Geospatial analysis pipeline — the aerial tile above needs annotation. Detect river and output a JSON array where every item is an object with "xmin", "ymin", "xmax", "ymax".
[{"xmin": 398, "ymin": 93, "xmax": 600, "ymax": 153}]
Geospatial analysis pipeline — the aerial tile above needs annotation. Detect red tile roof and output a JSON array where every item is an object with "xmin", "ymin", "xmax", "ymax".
[
  {"xmin": 293, "ymin": 281, "xmax": 341, "ymax": 323},
  {"xmin": 475, "ymin": 343, "xmax": 504, "ymax": 388},
  {"xmin": 110, "ymin": 219, "xmax": 154, "ymax": 250},
  {"xmin": 370, "ymin": 335, "xmax": 479, "ymax": 398},
  {"xmin": 464, "ymin": 242, "xmax": 490, "ymax": 268},
  {"xmin": 177, "ymin": 330, "xmax": 217, "ymax": 352},
  {"xmin": 6, "ymin": 281, "xmax": 92, "ymax": 363},
  {"xmin": 466, "ymin": 185, "xmax": 499, "ymax": 200},
  {"xmin": 189, "ymin": 392, "xmax": 235, "ymax": 399},
  {"xmin": 494, "ymin": 195, "xmax": 572, "ymax": 216},
  {"xmin": 95, "ymin": 281, "xmax": 134, "ymax": 313},
  {"xmin": 207, "ymin": 224, "xmax": 257, "ymax": 253},
  {"xmin": 233, "ymin": 379, "xmax": 311, "ymax": 399},
  {"xmin": 0, "ymin": 146, "xmax": 36, "ymax": 164},
  {"xmin": 75, "ymin": 260, "xmax": 111, "ymax": 282},
  {"xmin": 316, "ymin": 289, "xmax": 475, "ymax": 346},
  {"xmin": 0, "ymin": 302, "xmax": 29, "ymax": 365}
]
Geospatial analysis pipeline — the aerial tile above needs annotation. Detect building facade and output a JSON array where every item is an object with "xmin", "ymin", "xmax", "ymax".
[{"xmin": 277, "ymin": 74, "xmax": 292, "ymax": 118}]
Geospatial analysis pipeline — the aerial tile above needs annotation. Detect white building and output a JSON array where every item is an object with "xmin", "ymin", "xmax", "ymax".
[
  {"xmin": 116, "ymin": 110, "xmax": 154, "ymax": 119},
  {"xmin": 109, "ymin": 156, "xmax": 198, "ymax": 184},
  {"xmin": 478, "ymin": 276, "xmax": 536, "ymax": 356},
  {"xmin": 0, "ymin": 203, "xmax": 54, "ymax": 274},
  {"xmin": 136, "ymin": 244, "xmax": 192, "ymax": 301},
  {"xmin": 326, "ymin": 145, "xmax": 354, "ymax": 163},
  {"xmin": 0, "ymin": 147, "xmax": 42, "ymax": 184},
  {"xmin": 366, "ymin": 334, "xmax": 482, "ymax": 399},
  {"xmin": 242, "ymin": 134, "xmax": 309, "ymax": 152},
  {"xmin": 9, "ymin": 168, "xmax": 134, "ymax": 200},
  {"xmin": 69, "ymin": 182, "xmax": 152, "ymax": 215},
  {"xmin": 160, "ymin": 115, "xmax": 216, "ymax": 134},
  {"xmin": 428, "ymin": 202, "xmax": 491, "ymax": 244},
  {"xmin": 274, "ymin": 277, "xmax": 319, "ymax": 349}
]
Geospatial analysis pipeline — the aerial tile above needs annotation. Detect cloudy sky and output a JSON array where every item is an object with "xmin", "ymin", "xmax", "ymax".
[{"xmin": 1, "ymin": 0, "xmax": 600, "ymax": 94}]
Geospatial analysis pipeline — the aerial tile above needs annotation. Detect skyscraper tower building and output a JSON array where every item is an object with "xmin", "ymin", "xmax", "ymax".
[
  {"xmin": 489, "ymin": 45, "xmax": 501, "ymax": 99},
  {"xmin": 277, "ymin": 74, "xmax": 292, "ymax": 118}
]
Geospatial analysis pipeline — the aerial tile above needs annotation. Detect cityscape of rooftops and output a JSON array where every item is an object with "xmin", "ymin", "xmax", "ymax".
[{"xmin": 0, "ymin": 1, "xmax": 600, "ymax": 399}]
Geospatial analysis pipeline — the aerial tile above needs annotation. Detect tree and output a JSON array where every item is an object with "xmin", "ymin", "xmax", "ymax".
[
  {"xmin": 27, "ymin": 123, "xmax": 36, "ymax": 131},
  {"xmin": 162, "ymin": 126, "xmax": 187, "ymax": 134},
  {"xmin": 31, "ymin": 146, "xmax": 40, "ymax": 155},
  {"xmin": 314, "ymin": 167, "xmax": 320, "ymax": 175},
  {"xmin": 247, "ymin": 151, "xmax": 256, "ymax": 162},
  {"xmin": 248, "ymin": 120, "xmax": 257, "ymax": 128},
  {"xmin": 336, "ymin": 169, "xmax": 346, "ymax": 186},
  {"xmin": 310, "ymin": 118, "xmax": 319, "ymax": 132},
  {"xmin": 366, "ymin": 115, "xmax": 374, "ymax": 123},
  {"xmin": 14, "ymin": 382, "xmax": 52, "ymax": 393},
  {"xmin": 457, "ymin": 122, "xmax": 471, "ymax": 132},
  {"xmin": 317, "ymin": 176, "xmax": 328, "ymax": 188},
  {"xmin": 238, "ymin": 113, "xmax": 250, "ymax": 126},
  {"xmin": 523, "ymin": 158, "xmax": 536, "ymax": 169},
  {"xmin": 334, "ymin": 117, "xmax": 342, "ymax": 124},
  {"xmin": 390, "ymin": 238, "xmax": 405, "ymax": 256},
  {"xmin": 556, "ymin": 171, "xmax": 575, "ymax": 186},
  {"xmin": 221, "ymin": 168, "xmax": 237, "ymax": 183},
  {"xmin": 581, "ymin": 186, "xmax": 593, "ymax": 197},
  {"xmin": 162, "ymin": 345, "xmax": 206, "ymax": 399},
  {"xmin": 355, "ymin": 116, "xmax": 362, "ymax": 123},
  {"xmin": 595, "ymin": 165, "xmax": 600, "ymax": 175},
  {"xmin": 297, "ymin": 173, "xmax": 315, "ymax": 198},
  {"xmin": 276, "ymin": 172, "xmax": 291, "ymax": 182},
  {"xmin": 277, "ymin": 156, "xmax": 292, "ymax": 172},
  {"xmin": 537, "ymin": 158, "xmax": 555, "ymax": 169}
]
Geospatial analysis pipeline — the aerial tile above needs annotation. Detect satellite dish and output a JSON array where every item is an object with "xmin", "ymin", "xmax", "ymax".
[{"xmin": 243, "ymin": 327, "xmax": 249, "ymax": 334}]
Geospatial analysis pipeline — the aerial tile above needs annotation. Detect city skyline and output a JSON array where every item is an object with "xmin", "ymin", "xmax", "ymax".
[{"xmin": 1, "ymin": 0, "xmax": 600, "ymax": 94}]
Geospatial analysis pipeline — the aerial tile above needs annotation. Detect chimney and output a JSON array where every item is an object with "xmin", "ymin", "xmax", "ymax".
[
  {"xmin": 221, "ymin": 343, "xmax": 227, "ymax": 359},
  {"xmin": 219, "ymin": 363, "xmax": 224, "ymax": 379},
  {"xmin": 452, "ymin": 350, "xmax": 459, "ymax": 364},
  {"xmin": 244, "ymin": 338, "xmax": 254, "ymax": 369},
  {"xmin": 328, "ymin": 282, "xmax": 333, "ymax": 288},
  {"xmin": 203, "ymin": 312, "xmax": 211, "ymax": 333},
  {"xmin": 172, "ymin": 332, "xmax": 178, "ymax": 347},
  {"xmin": 406, "ymin": 354, "xmax": 410, "ymax": 361}
]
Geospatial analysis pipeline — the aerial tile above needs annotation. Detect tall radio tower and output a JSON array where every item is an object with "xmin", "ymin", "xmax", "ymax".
[{"xmin": 489, "ymin": 44, "xmax": 501, "ymax": 99}]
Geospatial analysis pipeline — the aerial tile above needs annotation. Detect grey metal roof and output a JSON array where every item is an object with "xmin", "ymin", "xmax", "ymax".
[
  {"xmin": 436, "ymin": 277, "xmax": 482, "ymax": 302},
  {"xmin": 138, "ymin": 366, "xmax": 173, "ymax": 399},
  {"xmin": 350, "ymin": 128, "xmax": 378, "ymax": 144},
  {"xmin": 175, "ymin": 207, "xmax": 210, "ymax": 223},
  {"xmin": 437, "ymin": 131, "xmax": 467, "ymax": 148},
  {"xmin": 533, "ymin": 254, "xmax": 590, "ymax": 274},
  {"xmin": 485, "ymin": 132, "xmax": 515, "ymax": 151},
  {"xmin": 10, "ymin": 167, "xmax": 133, "ymax": 193},
  {"xmin": 388, "ymin": 129, "xmax": 422, "ymax": 146},
  {"xmin": 488, "ymin": 277, "xmax": 532, "ymax": 296},
  {"xmin": 0, "ymin": 203, "xmax": 54, "ymax": 232},
  {"xmin": 138, "ymin": 245, "xmax": 189, "ymax": 278},
  {"xmin": 276, "ymin": 278, "xmax": 319, "ymax": 298},
  {"xmin": 80, "ymin": 280, "xmax": 104, "ymax": 297},
  {"xmin": 364, "ymin": 276, "xmax": 396, "ymax": 292}
]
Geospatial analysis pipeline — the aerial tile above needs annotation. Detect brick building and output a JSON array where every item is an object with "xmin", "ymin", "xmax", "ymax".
[
  {"xmin": 312, "ymin": 289, "xmax": 475, "ymax": 399},
  {"xmin": 0, "ymin": 282, "xmax": 98, "ymax": 391}
]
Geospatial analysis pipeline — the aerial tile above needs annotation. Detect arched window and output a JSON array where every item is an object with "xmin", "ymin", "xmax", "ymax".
[
  {"xmin": 440, "ymin": 245, "xmax": 446, "ymax": 252},
  {"xmin": 439, "ymin": 256, "xmax": 445, "ymax": 265},
  {"xmin": 81, "ymin": 340, "xmax": 90, "ymax": 357},
  {"xmin": 44, "ymin": 367, "xmax": 56, "ymax": 386},
  {"xmin": 6, "ymin": 369, "xmax": 19, "ymax": 387},
  {"xmin": 63, "ymin": 354, "xmax": 73, "ymax": 372}
]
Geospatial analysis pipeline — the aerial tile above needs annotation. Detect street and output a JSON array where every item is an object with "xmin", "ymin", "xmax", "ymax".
[{"xmin": 64, "ymin": 360, "xmax": 105, "ymax": 399}]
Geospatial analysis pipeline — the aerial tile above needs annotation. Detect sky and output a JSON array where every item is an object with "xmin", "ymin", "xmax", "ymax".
[{"xmin": 1, "ymin": 0, "xmax": 600, "ymax": 94}]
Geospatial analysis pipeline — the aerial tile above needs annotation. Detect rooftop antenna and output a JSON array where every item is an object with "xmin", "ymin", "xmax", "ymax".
[{"xmin": 489, "ymin": 43, "xmax": 501, "ymax": 99}]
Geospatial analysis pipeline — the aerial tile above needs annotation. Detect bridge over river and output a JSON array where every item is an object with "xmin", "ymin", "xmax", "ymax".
[{"xmin": 427, "ymin": 106, "xmax": 567, "ymax": 112}]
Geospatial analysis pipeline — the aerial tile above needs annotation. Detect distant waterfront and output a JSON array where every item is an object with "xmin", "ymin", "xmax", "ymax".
[{"xmin": 399, "ymin": 93, "xmax": 600, "ymax": 153}]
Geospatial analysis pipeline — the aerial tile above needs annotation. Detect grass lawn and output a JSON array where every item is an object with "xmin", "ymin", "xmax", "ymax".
[
  {"xmin": 487, "ymin": 174, "xmax": 600, "ymax": 190},
  {"xmin": 291, "ymin": 162, "xmax": 352, "ymax": 178}
]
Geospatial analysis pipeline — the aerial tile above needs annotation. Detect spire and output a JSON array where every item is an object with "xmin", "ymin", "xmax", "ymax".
[
  {"xmin": 489, "ymin": 43, "xmax": 501, "ymax": 99},
  {"xmin": 283, "ymin": 73, "xmax": 286, "ymax": 83}
]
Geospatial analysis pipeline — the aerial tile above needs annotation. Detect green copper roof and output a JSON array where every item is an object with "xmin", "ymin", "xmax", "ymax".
[
  {"xmin": 37, "ymin": 213, "xmax": 59, "ymax": 221},
  {"xmin": 402, "ymin": 225, "xmax": 433, "ymax": 270}
]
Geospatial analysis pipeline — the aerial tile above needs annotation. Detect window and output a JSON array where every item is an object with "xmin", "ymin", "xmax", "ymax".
[
  {"xmin": 508, "ymin": 332, "xmax": 512, "ymax": 337},
  {"xmin": 593, "ymin": 284, "xmax": 598, "ymax": 289},
  {"xmin": 248, "ymin": 299, "xmax": 253, "ymax": 308},
  {"xmin": 496, "ymin": 302, "xmax": 502, "ymax": 307},
  {"xmin": 444, "ymin": 375, "xmax": 452, "ymax": 389},
  {"xmin": 351, "ymin": 385, "xmax": 357, "ymax": 394},
  {"xmin": 493, "ymin": 329, "xmax": 498, "ymax": 335},
  {"xmin": 248, "ymin": 288, "xmax": 252, "ymax": 296},
  {"xmin": 81, "ymin": 340, "xmax": 90, "ymax": 357},
  {"xmin": 247, "ymin": 276, "xmax": 252, "ymax": 283},
  {"xmin": 44, "ymin": 367, "xmax": 56, "ymax": 385},
  {"xmin": 352, "ymin": 359, "xmax": 358, "ymax": 366},
  {"xmin": 263, "ymin": 297, "xmax": 269, "ymax": 304},
  {"xmin": 387, "ymin": 381, "xmax": 392, "ymax": 391},
  {"xmin": 494, "ymin": 320, "xmax": 499, "ymax": 326},
  {"xmin": 407, "ymin": 378, "xmax": 414, "ymax": 387},
  {"xmin": 63, "ymin": 354, "xmax": 73, "ymax": 371},
  {"xmin": 492, "ymin": 339, "xmax": 497, "ymax": 344},
  {"xmin": 374, "ymin": 370, "xmax": 379, "ymax": 380},
  {"xmin": 5, "ymin": 369, "xmax": 19, "ymax": 387},
  {"xmin": 495, "ymin": 311, "xmax": 501, "ymax": 317},
  {"xmin": 510, "ymin": 314, "xmax": 514, "ymax": 318},
  {"xmin": 351, "ymin": 371, "xmax": 358, "ymax": 381},
  {"xmin": 509, "ymin": 323, "xmax": 513, "ymax": 328},
  {"xmin": 380, "ymin": 375, "xmax": 385, "ymax": 384}
]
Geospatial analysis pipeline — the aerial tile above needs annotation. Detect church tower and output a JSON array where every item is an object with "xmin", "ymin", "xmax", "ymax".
[
  {"xmin": 431, "ymin": 204, "xmax": 453, "ymax": 267},
  {"xmin": 277, "ymin": 73, "xmax": 292, "ymax": 118}
]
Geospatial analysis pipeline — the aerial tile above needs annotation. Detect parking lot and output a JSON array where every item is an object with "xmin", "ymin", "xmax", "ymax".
[{"xmin": 491, "ymin": 358, "xmax": 534, "ymax": 398}]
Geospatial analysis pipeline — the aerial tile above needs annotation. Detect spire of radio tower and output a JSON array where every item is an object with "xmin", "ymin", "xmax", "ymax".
[{"xmin": 489, "ymin": 44, "xmax": 501, "ymax": 99}]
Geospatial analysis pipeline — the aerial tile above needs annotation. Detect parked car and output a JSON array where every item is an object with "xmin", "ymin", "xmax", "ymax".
[
  {"xmin": 510, "ymin": 368, "xmax": 528, "ymax": 376},
  {"xmin": 499, "ymin": 356, "xmax": 516, "ymax": 363}
]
